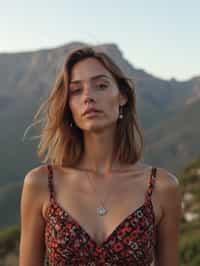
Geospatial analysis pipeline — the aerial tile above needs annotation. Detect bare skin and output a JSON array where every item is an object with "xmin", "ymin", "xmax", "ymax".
[
  {"xmin": 19, "ymin": 58, "xmax": 182, "ymax": 266},
  {"xmin": 41, "ymin": 162, "xmax": 162, "ymax": 239}
]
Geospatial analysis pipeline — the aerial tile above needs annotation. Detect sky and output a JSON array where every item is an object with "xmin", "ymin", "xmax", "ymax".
[{"xmin": 0, "ymin": 0, "xmax": 199, "ymax": 81}]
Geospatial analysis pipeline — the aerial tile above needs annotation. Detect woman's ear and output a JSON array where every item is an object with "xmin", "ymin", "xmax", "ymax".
[{"xmin": 119, "ymin": 93, "xmax": 128, "ymax": 106}]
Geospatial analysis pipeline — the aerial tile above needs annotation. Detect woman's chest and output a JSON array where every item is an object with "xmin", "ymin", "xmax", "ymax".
[{"xmin": 43, "ymin": 173, "xmax": 162, "ymax": 246}]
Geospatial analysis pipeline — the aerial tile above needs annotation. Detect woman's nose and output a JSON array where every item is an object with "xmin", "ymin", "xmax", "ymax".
[
  {"xmin": 83, "ymin": 83, "xmax": 96, "ymax": 103},
  {"xmin": 84, "ymin": 97, "xmax": 95, "ymax": 105}
]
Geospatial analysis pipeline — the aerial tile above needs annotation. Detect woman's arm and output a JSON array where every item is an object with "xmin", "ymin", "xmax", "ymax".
[
  {"xmin": 154, "ymin": 168, "xmax": 182, "ymax": 266},
  {"xmin": 19, "ymin": 167, "xmax": 46, "ymax": 266}
]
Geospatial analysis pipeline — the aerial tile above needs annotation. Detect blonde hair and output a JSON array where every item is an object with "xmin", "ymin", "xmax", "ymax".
[{"xmin": 24, "ymin": 46, "xmax": 144, "ymax": 167}]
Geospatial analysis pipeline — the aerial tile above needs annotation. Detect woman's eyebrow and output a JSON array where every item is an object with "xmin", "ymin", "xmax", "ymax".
[{"xmin": 70, "ymin": 74, "xmax": 111, "ymax": 84}]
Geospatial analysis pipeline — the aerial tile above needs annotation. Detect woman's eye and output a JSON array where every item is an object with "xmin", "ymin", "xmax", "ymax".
[
  {"xmin": 97, "ymin": 83, "xmax": 108, "ymax": 89},
  {"xmin": 70, "ymin": 88, "xmax": 82, "ymax": 95}
]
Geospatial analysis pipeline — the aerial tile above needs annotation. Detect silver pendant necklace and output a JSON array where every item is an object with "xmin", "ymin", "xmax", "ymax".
[
  {"xmin": 97, "ymin": 206, "xmax": 108, "ymax": 216},
  {"xmin": 87, "ymin": 170, "xmax": 112, "ymax": 216},
  {"xmin": 96, "ymin": 195, "xmax": 109, "ymax": 216}
]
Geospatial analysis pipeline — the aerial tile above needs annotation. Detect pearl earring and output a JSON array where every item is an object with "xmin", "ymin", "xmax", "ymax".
[{"xmin": 119, "ymin": 105, "xmax": 123, "ymax": 119}]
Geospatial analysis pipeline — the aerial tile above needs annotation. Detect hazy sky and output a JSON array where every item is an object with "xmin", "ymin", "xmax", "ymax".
[{"xmin": 0, "ymin": 0, "xmax": 199, "ymax": 80}]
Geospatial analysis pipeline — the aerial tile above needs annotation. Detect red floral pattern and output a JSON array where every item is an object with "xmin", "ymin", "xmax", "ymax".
[{"xmin": 44, "ymin": 165, "xmax": 157, "ymax": 265}]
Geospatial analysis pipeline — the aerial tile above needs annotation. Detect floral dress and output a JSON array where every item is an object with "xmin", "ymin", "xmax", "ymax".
[{"xmin": 44, "ymin": 165, "xmax": 157, "ymax": 266}]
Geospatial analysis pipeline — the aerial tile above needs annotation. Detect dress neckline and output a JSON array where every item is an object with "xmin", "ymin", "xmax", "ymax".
[
  {"xmin": 46, "ymin": 164, "xmax": 157, "ymax": 249},
  {"xmin": 46, "ymin": 195, "xmax": 155, "ymax": 249}
]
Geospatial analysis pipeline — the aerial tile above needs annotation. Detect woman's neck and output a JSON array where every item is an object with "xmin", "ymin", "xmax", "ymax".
[{"xmin": 80, "ymin": 127, "xmax": 117, "ymax": 175}]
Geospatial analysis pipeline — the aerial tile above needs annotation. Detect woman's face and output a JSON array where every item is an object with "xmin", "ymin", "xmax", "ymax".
[{"xmin": 68, "ymin": 57, "xmax": 127, "ymax": 132}]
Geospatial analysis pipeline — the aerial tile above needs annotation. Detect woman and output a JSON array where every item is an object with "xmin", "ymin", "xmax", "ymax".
[{"xmin": 19, "ymin": 46, "xmax": 182, "ymax": 265}]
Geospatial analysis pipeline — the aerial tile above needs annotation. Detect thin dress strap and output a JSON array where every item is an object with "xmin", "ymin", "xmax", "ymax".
[
  {"xmin": 47, "ymin": 164, "xmax": 54, "ymax": 201},
  {"xmin": 145, "ymin": 167, "xmax": 157, "ymax": 204}
]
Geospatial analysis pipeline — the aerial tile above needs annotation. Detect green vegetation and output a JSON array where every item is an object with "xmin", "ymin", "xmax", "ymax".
[
  {"xmin": 178, "ymin": 152, "xmax": 200, "ymax": 266},
  {"xmin": 180, "ymin": 221, "xmax": 200, "ymax": 266},
  {"xmin": 0, "ymin": 225, "xmax": 20, "ymax": 266}
]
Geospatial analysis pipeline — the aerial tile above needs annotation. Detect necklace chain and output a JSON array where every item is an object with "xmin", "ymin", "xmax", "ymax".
[{"xmin": 86, "ymin": 170, "xmax": 113, "ymax": 216}]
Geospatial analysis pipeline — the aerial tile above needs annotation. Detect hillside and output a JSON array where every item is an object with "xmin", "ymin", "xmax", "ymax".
[
  {"xmin": 0, "ymin": 42, "xmax": 200, "ymax": 187},
  {"xmin": 144, "ymin": 99, "xmax": 200, "ymax": 171},
  {"xmin": 0, "ymin": 182, "xmax": 22, "ymax": 229},
  {"xmin": 180, "ymin": 154, "xmax": 200, "ymax": 223},
  {"xmin": 0, "ymin": 41, "xmax": 200, "ymax": 232},
  {"xmin": 179, "ymin": 153, "xmax": 200, "ymax": 266}
]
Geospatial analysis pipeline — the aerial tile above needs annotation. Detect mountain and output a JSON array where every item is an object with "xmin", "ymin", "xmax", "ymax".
[
  {"xmin": 0, "ymin": 182, "xmax": 22, "ymax": 229},
  {"xmin": 0, "ymin": 41, "xmax": 200, "ymax": 230},
  {"xmin": 0, "ymin": 42, "xmax": 200, "ymax": 187},
  {"xmin": 144, "ymin": 99, "xmax": 200, "ymax": 172}
]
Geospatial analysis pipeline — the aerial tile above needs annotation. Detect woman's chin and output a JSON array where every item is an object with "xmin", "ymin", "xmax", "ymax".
[
  {"xmin": 82, "ymin": 121, "xmax": 115, "ymax": 133},
  {"xmin": 85, "ymin": 125, "xmax": 105, "ymax": 132}
]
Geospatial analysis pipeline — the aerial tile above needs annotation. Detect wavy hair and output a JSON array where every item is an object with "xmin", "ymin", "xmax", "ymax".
[{"xmin": 24, "ymin": 46, "xmax": 144, "ymax": 167}]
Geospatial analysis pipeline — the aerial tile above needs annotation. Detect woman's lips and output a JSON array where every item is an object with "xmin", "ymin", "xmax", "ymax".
[{"xmin": 83, "ymin": 110, "xmax": 101, "ymax": 118}]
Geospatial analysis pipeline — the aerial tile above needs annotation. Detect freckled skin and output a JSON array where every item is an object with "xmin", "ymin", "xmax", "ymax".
[{"xmin": 68, "ymin": 57, "xmax": 127, "ymax": 133}]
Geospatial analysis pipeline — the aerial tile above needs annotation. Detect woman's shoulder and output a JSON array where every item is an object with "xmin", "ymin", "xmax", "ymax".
[
  {"xmin": 138, "ymin": 163, "xmax": 180, "ymax": 204},
  {"xmin": 152, "ymin": 166, "xmax": 181, "ymax": 216},
  {"xmin": 138, "ymin": 162, "xmax": 179, "ymax": 186},
  {"xmin": 22, "ymin": 164, "xmax": 50, "ymax": 195},
  {"xmin": 141, "ymin": 164, "xmax": 180, "ymax": 196},
  {"xmin": 155, "ymin": 166, "xmax": 180, "ymax": 191}
]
